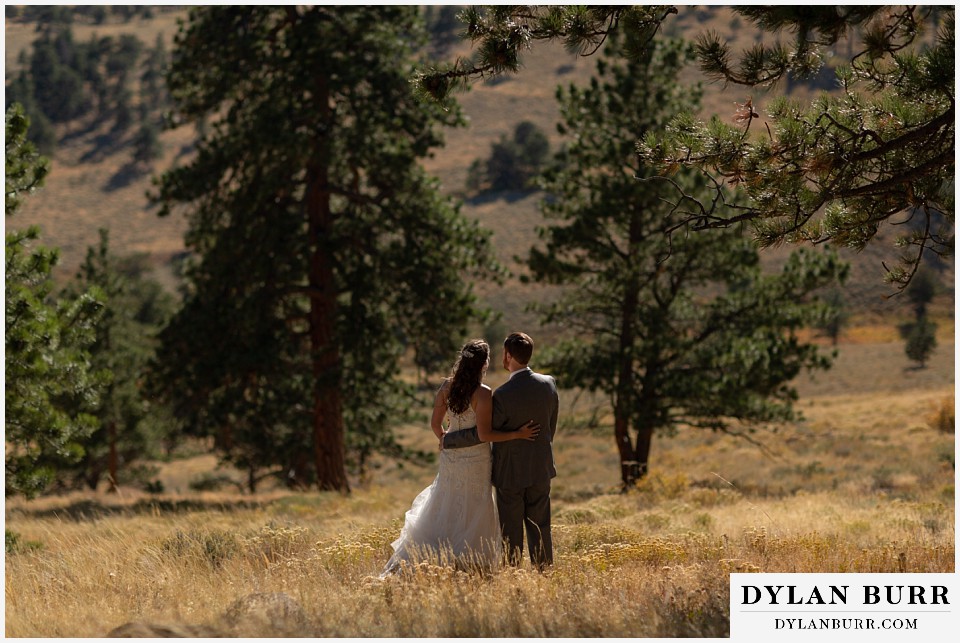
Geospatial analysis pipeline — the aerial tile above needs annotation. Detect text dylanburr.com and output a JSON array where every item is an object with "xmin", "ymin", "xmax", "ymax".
[{"xmin": 730, "ymin": 573, "xmax": 958, "ymax": 640}]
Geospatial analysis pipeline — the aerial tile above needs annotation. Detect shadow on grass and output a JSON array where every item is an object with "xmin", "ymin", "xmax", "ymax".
[
  {"xmin": 105, "ymin": 160, "xmax": 150, "ymax": 191},
  {"xmin": 10, "ymin": 497, "xmax": 268, "ymax": 522},
  {"xmin": 465, "ymin": 188, "xmax": 540, "ymax": 206},
  {"xmin": 77, "ymin": 128, "xmax": 130, "ymax": 164}
]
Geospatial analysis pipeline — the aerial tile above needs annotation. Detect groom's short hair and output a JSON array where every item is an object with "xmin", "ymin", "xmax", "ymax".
[{"xmin": 504, "ymin": 332, "xmax": 534, "ymax": 365}]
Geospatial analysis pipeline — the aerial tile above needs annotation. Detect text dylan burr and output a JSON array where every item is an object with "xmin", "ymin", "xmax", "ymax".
[{"xmin": 741, "ymin": 584, "xmax": 949, "ymax": 606}]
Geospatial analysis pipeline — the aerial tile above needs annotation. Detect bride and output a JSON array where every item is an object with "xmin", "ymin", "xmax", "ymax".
[{"xmin": 382, "ymin": 339, "xmax": 539, "ymax": 576}]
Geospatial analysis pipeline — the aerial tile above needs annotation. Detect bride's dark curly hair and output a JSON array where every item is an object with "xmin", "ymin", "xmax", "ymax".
[{"xmin": 445, "ymin": 339, "xmax": 489, "ymax": 415}]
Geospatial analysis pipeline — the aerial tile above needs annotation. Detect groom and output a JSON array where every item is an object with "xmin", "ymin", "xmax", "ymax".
[{"xmin": 442, "ymin": 332, "xmax": 559, "ymax": 570}]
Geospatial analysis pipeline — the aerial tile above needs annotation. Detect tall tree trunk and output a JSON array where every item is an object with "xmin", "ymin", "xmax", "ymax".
[
  {"xmin": 107, "ymin": 420, "xmax": 118, "ymax": 493},
  {"xmin": 634, "ymin": 357, "xmax": 661, "ymax": 481},
  {"xmin": 614, "ymin": 286, "xmax": 640, "ymax": 490},
  {"xmin": 306, "ymin": 74, "xmax": 349, "ymax": 493},
  {"xmin": 615, "ymin": 210, "xmax": 643, "ymax": 490},
  {"xmin": 613, "ymin": 412, "xmax": 637, "ymax": 490},
  {"xmin": 634, "ymin": 423, "xmax": 654, "ymax": 480}
]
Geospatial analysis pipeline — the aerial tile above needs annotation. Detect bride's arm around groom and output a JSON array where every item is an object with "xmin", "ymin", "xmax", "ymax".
[
  {"xmin": 442, "ymin": 333, "xmax": 556, "ymax": 455},
  {"xmin": 441, "ymin": 383, "xmax": 540, "ymax": 448}
]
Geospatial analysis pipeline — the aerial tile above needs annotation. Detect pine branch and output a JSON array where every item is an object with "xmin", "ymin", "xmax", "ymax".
[{"xmin": 831, "ymin": 148, "xmax": 954, "ymax": 200}]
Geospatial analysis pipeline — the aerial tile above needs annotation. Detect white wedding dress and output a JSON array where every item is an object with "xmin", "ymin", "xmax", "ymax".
[{"xmin": 382, "ymin": 403, "xmax": 502, "ymax": 576}]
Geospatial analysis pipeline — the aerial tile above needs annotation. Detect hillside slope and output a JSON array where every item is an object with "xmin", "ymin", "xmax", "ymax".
[{"xmin": 5, "ymin": 7, "xmax": 953, "ymax": 332}]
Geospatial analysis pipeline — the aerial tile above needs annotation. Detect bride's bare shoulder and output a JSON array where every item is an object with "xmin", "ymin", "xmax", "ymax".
[
  {"xmin": 469, "ymin": 384, "xmax": 492, "ymax": 412},
  {"xmin": 470, "ymin": 384, "xmax": 492, "ymax": 397}
]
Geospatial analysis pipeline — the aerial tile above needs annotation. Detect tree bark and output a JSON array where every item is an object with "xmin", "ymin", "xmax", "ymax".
[
  {"xmin": 107, "ymin": 420, "xmax": 118, "ymax": 493},
  {"xmin": 634, "ymin": 423, "xmax": 654, "ymax": 480},
  {"xmin": 306, "ymin": 73, "xmax": 349, "ymax": 493},
  {"xmin": 614, "ymin": 414, "xmax": 638, "ymax": 489},
  {"xmin": 634, "ymin": 358, "xmax": 661, "ymax": 481},
  {"xmin": 615, "ymin": 209, "xmax": 643, "ymax": 490},
  {"xmin": 614, "ymin": 287, "xmax": 640, "ymax": 489}
]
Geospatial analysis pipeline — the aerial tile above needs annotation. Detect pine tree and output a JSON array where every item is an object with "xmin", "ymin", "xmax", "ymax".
[
  {"xmin": 416, "ymin": 6, "xmax": 953, "ymax": 288},
  {"xmin": 5, "ymin": 104, "xmax": 105, "ymax": 497},
  {"xmin": 815, "ymin": 288, "xmax": 849, "ymax": 347},
  {"xmin": 28, "ymin": 31, "xmax": 89, "ymax": 123},
  {"xmin": 5, "ymin": 104, "xmax": 49, "ymax": 217},
  {"xmin": 132, "ymin": 118, "xmax": 162, "ymax": 165},
  {"xmin": 150, "ymin": 6, "xmax": 499, "ymax": 492},
  {"xmin": 4, "ymin": 71, "xmax": 57, "ymax": 155},
  {"xmin": 106, "ymin": 35, "xmax": 143, "ymax": 131},
  {"xmin": 905, "ymin": 316, "xmax": 937, "ymax": 368},
  {"xmin": 905, "ymin": 268, "xmax": 939, "ymax": 320},
  {"xmin": 84, "ymin": 34, "xmax": 113, "ymax": 120},
  {"xmin": 529, "ymin": 39, "xmax": 847, "ymax": 488},
  {"xmin": 902, "ymin": 267, "xmax": 939, "ymax": 368},
  {"xmin": 140, "ymin": 33, "xmax": 169, "ymax": 111},
  {"xmin": 113, "ymin": 87, "xmax": 134, "ymax": 133},
  {"xmin": 467, "ymin": 120, "xmax": 551, "ymax": 192},
  {"xmin": 57, "ymin": 231, "xmax": 176, "ymax": 491}
]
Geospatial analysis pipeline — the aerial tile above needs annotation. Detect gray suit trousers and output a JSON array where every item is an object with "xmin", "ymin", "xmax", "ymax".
[{"xmin": 496, "ymin": 480, "xmax": 552, "ymax": 569}]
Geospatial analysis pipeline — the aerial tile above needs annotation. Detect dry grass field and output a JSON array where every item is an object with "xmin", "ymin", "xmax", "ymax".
[{"xmin": 4, "ymin": 340, "xmax": 954, "ymax": 637}]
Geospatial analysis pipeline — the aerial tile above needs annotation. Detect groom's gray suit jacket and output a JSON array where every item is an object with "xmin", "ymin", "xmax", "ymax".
[{"xmin": 443, "ymin": 368, "xmax": 559, "ymax": 490}]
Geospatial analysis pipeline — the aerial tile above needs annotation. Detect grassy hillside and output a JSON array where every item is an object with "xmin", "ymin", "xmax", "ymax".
[{"xmin": 5, "ymin": 7, "xmax": 953, "ymax": 332}]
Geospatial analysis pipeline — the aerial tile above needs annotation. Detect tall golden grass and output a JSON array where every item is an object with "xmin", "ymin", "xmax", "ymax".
[
  {"xmin": 5, "ymin": 342, "xmax": 954, "ymax": 637},
  {"xmin": 5, "ymin": 485, "xmax": 952, "ymax": 637}
]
